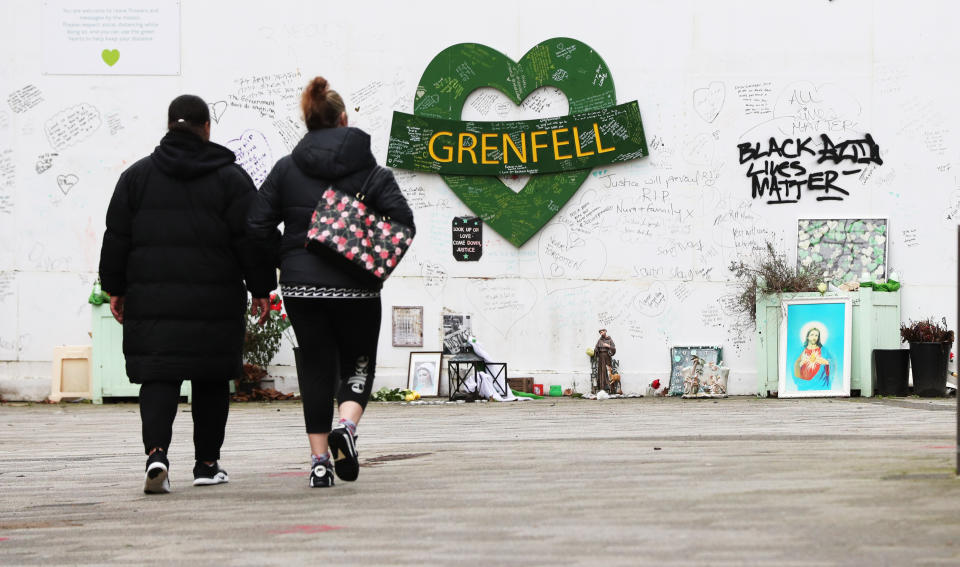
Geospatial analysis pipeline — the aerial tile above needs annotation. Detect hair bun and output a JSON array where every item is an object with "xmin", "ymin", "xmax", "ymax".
[{"xmin": 312, "ymin": 76, "xmax": 329, "ymax": 94}]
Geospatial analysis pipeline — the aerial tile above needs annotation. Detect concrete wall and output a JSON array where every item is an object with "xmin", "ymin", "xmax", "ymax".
[{"xmin": 1, "ymin": 0, "xmax": 958, "ymax": 400}]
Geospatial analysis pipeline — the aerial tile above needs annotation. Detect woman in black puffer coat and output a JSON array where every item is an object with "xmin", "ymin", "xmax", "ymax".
[
  {"xmin": 247, "ymin": 76, "xmax": 415, "ymax": 488},
  {"xmin": 99, "ymin": 94, "xmax": 277, "ymax": 493}
]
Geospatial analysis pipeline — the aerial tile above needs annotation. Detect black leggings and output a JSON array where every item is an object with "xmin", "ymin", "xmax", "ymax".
[
  {"xmin": 140, "ymin": 380, "xmax": 230, "ymax": 461},
  {"xmin": 284, "ymin": 296, "xmax": 381, "ymax": 434}
]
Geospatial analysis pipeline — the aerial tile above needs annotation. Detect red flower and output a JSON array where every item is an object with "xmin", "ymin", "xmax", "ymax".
[
  {"xmin": 345, "ymin": 251, "xmax": 355, "ymax": 260},
  {"xmin": 281, "ymin": 313, "xmax": 287, "ymax": 320},
  {"xmin": 651, "ymin": 379, "xmax": 661, "ymax": 389},
  {"xmin": 380, "ymin": 250, "xmax": 389, "ymax": 259}
]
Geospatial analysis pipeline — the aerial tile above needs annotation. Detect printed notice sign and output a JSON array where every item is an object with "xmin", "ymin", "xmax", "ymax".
[
  {"xmin": 43, "ymin": 0, "xmax": 181, "ymax": 75},
  {"xmin": 452, "ymin": 216, "xmax": 482, "ymax": 261}
]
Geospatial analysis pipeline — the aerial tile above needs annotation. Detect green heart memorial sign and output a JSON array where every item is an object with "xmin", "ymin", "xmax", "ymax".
[{"xmin": 387, "ymin": 37, "xmax": 648, "ymax": 247}]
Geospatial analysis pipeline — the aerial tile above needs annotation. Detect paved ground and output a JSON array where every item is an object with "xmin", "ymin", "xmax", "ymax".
[{"xmin": 0, "ymin": 397, "xmax": 958, "ymax": 566}]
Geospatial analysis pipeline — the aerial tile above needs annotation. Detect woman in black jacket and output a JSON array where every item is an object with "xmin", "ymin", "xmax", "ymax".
[
  {"xmin": 248, "ymin": 77, "xmax": 415, "ymax": 488},
  {"xmin": 99, "ymin": 94, "xmax": 276, "ymax": 493}
]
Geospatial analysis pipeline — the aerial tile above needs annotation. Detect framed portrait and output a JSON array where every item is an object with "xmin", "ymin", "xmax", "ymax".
[
  {"xmin": 441, "ymin": 313, "xmax": 472, "ymax": 355},
  {"xmin": 392, "ymin": 306, "xmax": 424, "ymax": 347},
  {"xmin": 408, "ymin": 352, "xmax": 442, "ymax": 397},
  {"xmin": 777, "ymin": 296, "xmax": 852, "ymax": 397}
]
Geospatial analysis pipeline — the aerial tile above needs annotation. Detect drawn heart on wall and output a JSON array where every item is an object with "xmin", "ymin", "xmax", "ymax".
[
  {"xmin": 56, "ymin": 174, "xmax": 79, "ymax": 195},
  {"xmin": 537, "ymin": 223, "xmax": 607, "ymax": 294},
  {"xmin": 633, "ymin": 281, "xmax": 669, "ymax": 317},
  {"xmin": 208, "ymin": 101, "xmax": 227, "ymax": 124},
  {"xmin": 414, "ymin": 38, "xmax": 617, "ymax": 247},
  {"xmin": 466, "ymin": 277, "xmax": 538, "ymax": 337},
  {"xmin": 101, "ymin": 49, "xmax": 120, "ymax": 67},
  {"xmin": 692, "ymin": 81, "xmax": 725, "ymax": 123},
  {"xmin": 421, "ymin": 261, "xmax": 447, "ymax": 299}
]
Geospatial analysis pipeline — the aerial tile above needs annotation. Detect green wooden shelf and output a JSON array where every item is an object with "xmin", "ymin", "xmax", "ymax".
[
  {"xmin": 91, "ymin": 303, "xmax": 191, "ymax": 403},
  {"xmin": 755, "ymin": 288, "xmax": 901, "ymax": 397}
]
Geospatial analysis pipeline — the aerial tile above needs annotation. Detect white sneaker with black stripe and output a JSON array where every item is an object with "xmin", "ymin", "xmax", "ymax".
[
  {"xmin": 192, "ymin": 461, "xmax": 229, "ymax": 486},
  {"xmin": 143, "ymin": 451, "xmax": 171, "ymax": 494}
]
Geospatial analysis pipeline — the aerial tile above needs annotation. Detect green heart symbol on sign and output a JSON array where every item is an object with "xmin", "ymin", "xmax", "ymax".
[
  {"xmin": 101, "ymin": 49, "xmax": 120, "ymax": 67},
  {"xmin": 414, "ymin": 38, "xmax": 617, "ymax": 247}
]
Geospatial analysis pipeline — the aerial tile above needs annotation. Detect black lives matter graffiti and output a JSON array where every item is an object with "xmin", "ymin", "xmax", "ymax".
[{"xmin": 737, "ymin": 133, "xmax": 882, "ymax": 205}]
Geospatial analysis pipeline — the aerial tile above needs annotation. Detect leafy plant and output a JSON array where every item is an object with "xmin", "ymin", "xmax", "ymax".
[
  {"xmin": 728, "ymin": 242, "xmax": 821, "ymax": 323},
  {"xmin": 242, "ymin": 293, "xmax": 292, "ymax": 378},
  {"xmin": 900, "ymin": 317, "xmax": 955, "ymax": 344},
  {"xmin": 371, "ymin": 387, "xmax": 420, "ymax": 402}
]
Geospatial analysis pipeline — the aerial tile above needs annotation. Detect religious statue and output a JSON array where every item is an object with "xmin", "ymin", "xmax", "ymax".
[{"xmin": 591, "ymin": 328, "xmax": 620, "ymax": 394}]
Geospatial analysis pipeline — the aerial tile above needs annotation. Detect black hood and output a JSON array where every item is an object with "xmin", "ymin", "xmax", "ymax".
[
  {"xmin": 291, "ymin": 127, "xmax": 377, "ymax": 180},
  {"xmin": 151, "ymin": 130, "xmax": 236, "ymax": 180}
]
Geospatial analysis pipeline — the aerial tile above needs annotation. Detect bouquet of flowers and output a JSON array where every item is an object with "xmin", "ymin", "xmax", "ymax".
[{"xmin": 242, "ymin": 293, "xmax": 294, "ymax": 381}]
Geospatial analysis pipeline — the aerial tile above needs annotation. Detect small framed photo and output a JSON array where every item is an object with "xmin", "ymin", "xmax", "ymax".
[
  {"xmin": 407, "ymin": 351, "xmax": 442, "ymax": 397},
  {"xmin": 777, "ymin": 296, "xmax": 853, "ymax": 397},
  {"xmin": 442, "ymin": 313, "xmax": 472, "ymax": 354},
  {"xmin": 392, "ymin": 306, "xmax": 424, "ymax": 347}
]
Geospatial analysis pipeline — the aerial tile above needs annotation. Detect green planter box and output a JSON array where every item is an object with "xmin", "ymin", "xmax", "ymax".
[
  {"xmin": 755, "ymin": 288, "xmax": 901, "ymax": 397},
  {"xmin": 91, "ymin": 303, "xmax": 191, "ymax": 404}
]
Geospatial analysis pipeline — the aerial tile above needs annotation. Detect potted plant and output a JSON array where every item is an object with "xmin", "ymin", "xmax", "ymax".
[
  {"xmin": 728, "ymin": 242, "xmax": 821, "ymax": 325},
  {"xmin": 240, "ymin": 293, "xmax": 291, "ymax": 394},
  {"xmin": 900, "ymin": 318, "xmax": 954, "ymax": 397}
]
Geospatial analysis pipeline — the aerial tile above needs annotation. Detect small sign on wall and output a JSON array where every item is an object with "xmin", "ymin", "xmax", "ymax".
[
  {"xmin": 452, "ymin": 216, "xmax": 482, "ymax": 261},
  {"xmin": 43, "ymin": 0, "xmax": 181, "ymax": 75}
]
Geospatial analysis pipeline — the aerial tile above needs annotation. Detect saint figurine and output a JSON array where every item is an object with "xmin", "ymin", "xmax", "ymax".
[{"xmin": 594, "ymin": 328, "xmax": 617, "ymax": 393}]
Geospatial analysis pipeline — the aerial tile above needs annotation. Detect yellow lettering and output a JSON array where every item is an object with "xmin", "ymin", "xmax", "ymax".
[
  {"xmin": 530, "ymin": 130, "xmax": 548, "ymax": 163},
  {"xmin": 573, "ymin": 126, "xmax": 593, "ymax": 157},
  {"xmin": 551, "ymin": 128, "xmax": 572, "ymax": 160},
  {"xmin": 593, "ymin": 123, "xmax": 616, "ymax": 154},
  {"xmin": 458, "ymin": 132, "xmax": 478, "ymax": 164},
  {"xmin": 503, "ymin": 132, "xmax": 527, "ymax": 163},
  {"xmin": 429, "ymin": 131, "xmax": 453, "ymax": 163},
  {"xmin": 481, "ymin": 133, "xmax": 498, "ymax": 165}
]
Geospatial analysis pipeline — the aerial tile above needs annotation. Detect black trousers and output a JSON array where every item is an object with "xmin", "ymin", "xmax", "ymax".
[
  {"xmin": 284, "ymin": 296, "xmax": 381, "ymax": 434},
  {"xmin": 140, "ymin": 380, "xmax": 230, "ymax": 461}
]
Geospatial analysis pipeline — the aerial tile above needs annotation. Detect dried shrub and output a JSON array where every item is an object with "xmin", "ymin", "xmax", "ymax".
[
  {"xmin": 900, "ymin": 317, "xmax": 955, "ymax": 344},
  {"xmin": 728, "ymin": 242, "xmax": 820, "ymax": 324}
]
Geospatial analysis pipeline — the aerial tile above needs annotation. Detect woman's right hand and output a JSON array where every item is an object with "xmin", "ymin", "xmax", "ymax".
[{"xmin": 251, "ymin": 297, "xmax": 271, "ymax": 325}]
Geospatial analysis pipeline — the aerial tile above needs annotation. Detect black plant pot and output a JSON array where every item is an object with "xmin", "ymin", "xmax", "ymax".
[
  {"xmin": 908, "ymin": 342, "xmax": 949, "ymax": 397},
  {"xmin": 873, "ymin": 349, "xmax": 910, "ymax": 396}
]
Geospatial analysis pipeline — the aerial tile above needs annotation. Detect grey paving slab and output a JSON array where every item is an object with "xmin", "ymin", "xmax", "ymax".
[{"xmin": 0, "ymin": 397, "xmax": 958, "ymax": 566}]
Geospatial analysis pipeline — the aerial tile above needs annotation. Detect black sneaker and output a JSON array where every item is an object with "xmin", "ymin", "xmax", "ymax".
[
  {"xmin": 143, "ymin": 450, "xmax": 170, "ymax": 494},
  {"xmin": 192, "ymin": 461, "xmax": 229, "ymax": 486},
  {"xmin": 309, "ymin": 460, "xmax": 335, "ymax": 488},
  {"xmin": 328, "ymin": 426, "xmax": 359, "ymax": 481}
]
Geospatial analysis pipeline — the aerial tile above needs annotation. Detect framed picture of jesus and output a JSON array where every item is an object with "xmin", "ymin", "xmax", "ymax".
[{"xmin": 777, "ymin": 296, "xmax": 852, "ymax": 398}]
